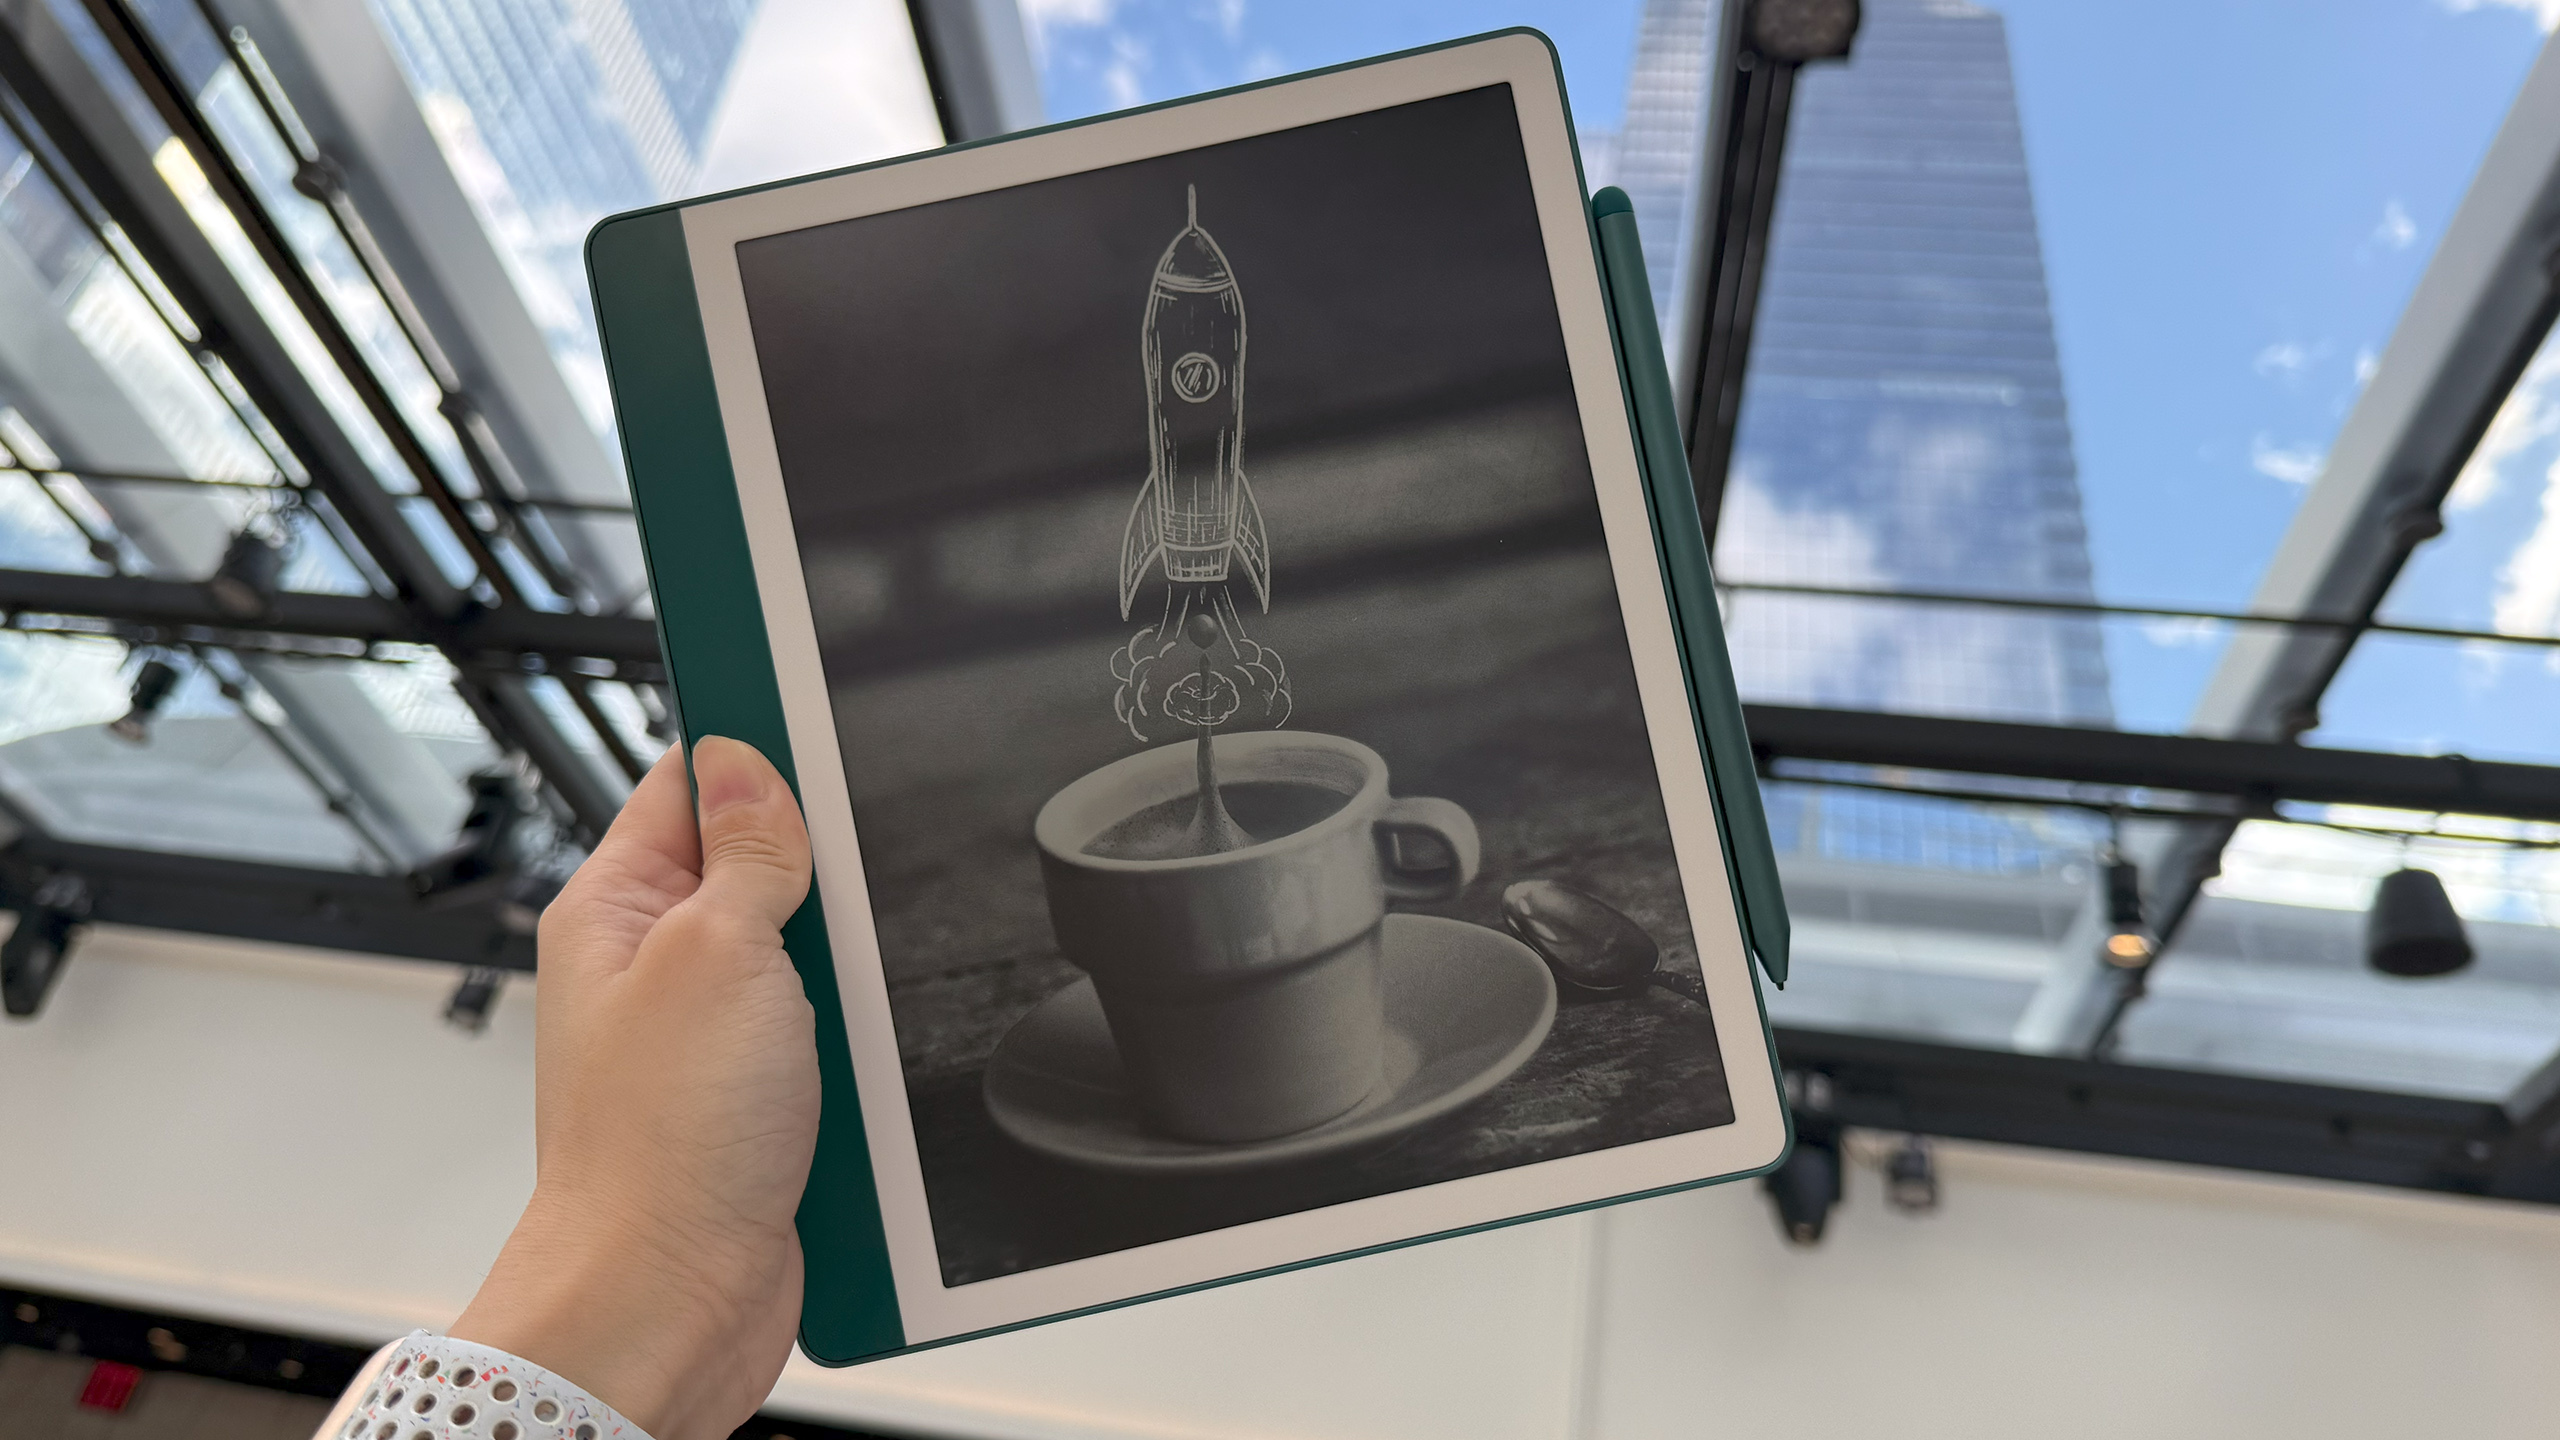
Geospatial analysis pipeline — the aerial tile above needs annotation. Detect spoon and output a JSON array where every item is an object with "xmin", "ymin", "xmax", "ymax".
[{"xmin": 1501, "ymin": 878, "xmax": 1660, "ymax": 995}]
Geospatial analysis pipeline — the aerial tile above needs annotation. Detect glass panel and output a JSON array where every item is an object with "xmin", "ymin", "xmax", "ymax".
[
  {"xmin": 2382, "ymin": 330, "xmax": 2560, "ymax": 637},
  {"xmin": 346, "ymin": 649, "xmax": 501, "ymax": 779},
  {"xmin": 1717, "ymin": 589, "xmax": 2250, "ymax": 732},
  {"xmin": 1759, "ymin": 776, "xmax": 2560, "ymax": 1098},
  {"xmin": 532, "ymin": 505, "xmax": 648, "ymax": 615},
  {"xmin": 1713, "ymin": 0, "xmax": 2548, "ymax": 734},
  {"xmin": 1029, "ymin": 5, "xmax": 1648, "ymax": 136},
  {"xmin": 0, "ymin": 632, "xmax": 377, "ymax": 869},
  {"xmin": 365, "ymin": 0, "xmax": 944, "ymax": 445},
  {"xmin": 1761, "ymin": 784, "xmax": 2098, "ymax": 1049},
  {"xmin": 128, "ymin": 0, "xmax": 478, "ymax": 495},
  {"xmin": 1029, "ymin": 3, "xmax": 1683, "ymax": 303},
  {"xmin": 2113, "ymin": 813, "xmax": 2560, "ymax": 1100},
  {"xmin": 583, "ymin": 677, "xmax": 666, "ymax": 764},
  {"xmin": 0, "ymin": 470, "xmax": 109, "ymax": 574},
  {"xmin": 521, "ymin": 672, "xmax": 636, "ymax": 803},
  {"xmin": 2308, "ymin": 631, "xmax": 2560, "ymax": 767}
]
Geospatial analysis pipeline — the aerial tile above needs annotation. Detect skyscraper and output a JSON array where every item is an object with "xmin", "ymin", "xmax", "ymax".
[
  {"xmin": 1718, "ymin": 0, "xmax": 2111, "ymax": 727},
  {"xmin": 368, "ymin": 0, "xmax": 760, "ymax": 434},
  {"xmin": 1601, "ymin": 0, "xmax": 1723, "ymax": 334},
  {"xmin": 1616, "ymin": 0, "xmax": 2113, "ymax": 872}
]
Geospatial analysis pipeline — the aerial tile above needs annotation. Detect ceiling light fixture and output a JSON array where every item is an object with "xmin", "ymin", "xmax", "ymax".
[
  {"xmin": 206, "ymin": 526, "xmax": 284, "ymax": 620},
  {"xmin": 2366, "ymin": 867, "xmax": 2473, "ymax": 977},
  {"xmin": 1763, "ymin": 1071, "xmax": 1843, "ymax": 1244},
  {"xmin": 414, "ymin": 768, "xmax": 567, "ymax": 936},
  {"xmin": 106, "ymin": 657, "xmax": 181, "ymax": 745},
  {"xmin": 2100, "ymin": 852, "xmax": 2154, "ymax": 967},
  {"xmin": 443, "ymin": 966, "xmax": 508, "ymax": 1034},
  {"xmin": 1884, "ymin": 1134, "xmax": 1939, "ymax": 1214},
  {"xmin": 3, "ymin": 874, "xmax": 90, "ymax": 1019}
]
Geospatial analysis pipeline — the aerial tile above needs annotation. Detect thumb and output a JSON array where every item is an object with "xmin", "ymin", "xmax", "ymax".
[{"xmin": 689, "ymin": 736, "xmax": 813, "ymax": 930}]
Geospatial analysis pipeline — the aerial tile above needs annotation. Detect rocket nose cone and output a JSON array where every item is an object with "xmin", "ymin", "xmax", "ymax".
[{"xmin": 1155, "ymin": 228, "xmax": 1233, "ymax": 291}]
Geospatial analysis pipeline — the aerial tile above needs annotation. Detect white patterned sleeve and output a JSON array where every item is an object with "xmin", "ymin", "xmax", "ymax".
[{"xmin": 308, "ymin": 1331, "xmax": 655, "ymax": 1440}]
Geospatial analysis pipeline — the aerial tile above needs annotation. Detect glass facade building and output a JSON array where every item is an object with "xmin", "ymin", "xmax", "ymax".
[
  {"xmin": 1616, "ymin": 0, "xmax": 2114, "ymax": 881},
  {"xmin": 1717, "ymin": 0, "xmax": 2110, "ymax": 727},
  {"xmin": 368, "ymin": 0, "xmax": 759, "ymax": 436}
]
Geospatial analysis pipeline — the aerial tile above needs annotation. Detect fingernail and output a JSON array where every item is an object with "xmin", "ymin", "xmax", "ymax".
[{"xmin": 694, "ymin": 736, "xmax": 765, "ymax": 816}]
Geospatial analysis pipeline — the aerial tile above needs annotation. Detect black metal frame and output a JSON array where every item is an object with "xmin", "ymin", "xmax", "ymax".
[
  {"xmin": 1742, "ymin": 704, "xmax": 2560, "ymax": 824},
  {"xmin": 0, "ymin": 835, "xmax": 539, "ymax": 970},
  {"xmin": 1677, "ymin": 0, "xmax": 1857, "ymax": 547},
  {"xmin": 1779, "ymin": 1027, "xmax": 2560, "ymax": 1204}
]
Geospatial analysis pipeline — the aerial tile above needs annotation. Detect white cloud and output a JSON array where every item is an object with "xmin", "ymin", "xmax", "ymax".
[
  {"xmin": 691, "ymin": 0, "xmax": 943, "ymax": 192},
  {"xmin": 2448, "ymin": 344, "xmax": 2560, "ymax": 511},
  {"xmin": 1102, "ymin": 31, "xmax": 1148, "ymax": 107},
  {"xmin": 1215, "ymin": 0, "xmax": 1247, "ymax": 42},
  {"xmin": 1020, "ymin": 0, "xmax": 1119, "ymax": 61},
  {"xmin": 2375, "ymin": 199, "xmax": 2418, "ymax": 250},
  {"xmin": 2353, "ymin": 346, "xmax": 2379, "ymax": 387},
  {"xmin": 2250, "ymin": 434, "xmax": 2325, "ymax": 485},
  {"xmin": 2493, "ymin": 451, "xmax": 2560, "ymax": 646},
  {"xmin": 1021, "ymin": 0, "xmax": 1117, "ymax": 28},
  {"xmin": 2138, "ymin": 615, "xmax": 2226, "ymax": 649},
  {"xmin": 2253, "ymin": 340, "xmax": 2315, "ymax": 378},
  {"xmin": 2441, "ymin": 0, "xmax": 2560, "ymax": 32},
  {"xmin": 1715, "ymin": 471, "xmax": 1894, "ymax": 704}
]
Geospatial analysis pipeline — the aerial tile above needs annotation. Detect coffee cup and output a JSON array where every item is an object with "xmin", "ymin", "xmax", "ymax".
[{"xmin": 1034, "ymin": 730, "xmax": 1480, "ymax": 1143}]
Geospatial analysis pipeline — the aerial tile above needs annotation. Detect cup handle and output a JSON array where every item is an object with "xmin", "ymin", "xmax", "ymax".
[{"xmin": 1376, "ymin": 796, "xmax": 1481, "ymax": 903}]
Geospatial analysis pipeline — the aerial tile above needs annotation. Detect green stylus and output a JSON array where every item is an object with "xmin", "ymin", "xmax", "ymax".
[{"xmin": 1589, "ymin": 185, "xmax": 1791, "ymax": 987}]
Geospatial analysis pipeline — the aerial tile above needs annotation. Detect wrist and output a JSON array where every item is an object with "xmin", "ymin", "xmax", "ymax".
[{"xmin": 451, "ymin": 1187, "xmax": 743, "ymax": 1438}]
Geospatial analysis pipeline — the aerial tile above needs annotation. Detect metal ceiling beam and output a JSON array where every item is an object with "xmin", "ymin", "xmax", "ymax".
[
  {"xmin": 907, "ymin": 0, "xmax": 1042, "ymax": 142},
  {"xmin": 1676, "ymin": 0, "xmax": 1857, "ymax": 548},
  {"xmin": 0, "ymin": 835, "xmax": 536, "ymax": 970},
  {"xmin": 0, "ymin": 564, "xmax": 663, "ymax": 673},
  {"xmin": 2020, "ymin": 31, "xmax": 2560, "ymax": 1055},
  {"xmin": 1743, "ymin": 704, "xmax": 2560, "ymax": 824},
  {"xmin": 1780, "ymin": 1026, "xmax": 2559, "ymax": 1204}
]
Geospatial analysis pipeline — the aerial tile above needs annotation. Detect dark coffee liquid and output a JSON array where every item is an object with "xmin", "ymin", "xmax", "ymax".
[{"xmin": 1084, "ymin": 781, "xmax": 1351, "ymax": 861}]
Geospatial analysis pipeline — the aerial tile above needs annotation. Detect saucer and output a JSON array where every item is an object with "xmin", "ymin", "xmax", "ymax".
[{"xmin": 983, "ymin": 914, "xmax": 1558, "ymax": 1176}]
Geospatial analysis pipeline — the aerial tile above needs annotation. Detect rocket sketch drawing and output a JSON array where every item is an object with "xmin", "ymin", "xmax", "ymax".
[
  {"xmin": 1112, "ymin": 188, "xmax": 1290, "ymax": 743},
  {"xmin": 1119, "ymin": 184, "xmax": 1267, "ymax": 616}
]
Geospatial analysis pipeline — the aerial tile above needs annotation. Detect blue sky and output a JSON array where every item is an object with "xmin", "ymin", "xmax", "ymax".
[{"xmin": 1023, "ymin": 0, "xmax": 2558, "ymax": 757}]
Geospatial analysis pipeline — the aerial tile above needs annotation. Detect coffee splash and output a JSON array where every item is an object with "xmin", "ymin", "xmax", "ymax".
[
  {"xmin": 1083, "ymin": 780, "xmax": 1351, "ymax": 862},
  {"xmin": 1187, "ymin": 727, "xmax": 1250, "ymax": 854}
]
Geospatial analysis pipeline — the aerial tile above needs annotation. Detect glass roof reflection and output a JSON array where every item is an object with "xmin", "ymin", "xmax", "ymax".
[
  {"xmin": 0, "ymin": 633, "xmax": 371, "ymax": 869},
  {"xmin": 1763, "ymin": 780, "xmax": 2560, "ymax": 1098},
  {"xmin": 366, "ymin": 0, "xmax": 944, "ymax": 455},
  {"xmin": 2117, "ymin": 806, "xmax": 2560, "ymax": 1099},
  {"xmin": 1710, "ymin": 0, "xmax": 2548, "ymax": 739}
]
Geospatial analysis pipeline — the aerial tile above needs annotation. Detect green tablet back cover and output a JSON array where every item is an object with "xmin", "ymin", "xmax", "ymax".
[{"xmin": 587, "ymin": 210, "xmax": 906, "ymax": 1363}]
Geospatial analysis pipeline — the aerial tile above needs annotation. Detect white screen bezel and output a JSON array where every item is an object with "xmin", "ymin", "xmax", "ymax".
[{"xmin": 676, "ymin": 31, "xmax": 1785, "ymax": 1346}]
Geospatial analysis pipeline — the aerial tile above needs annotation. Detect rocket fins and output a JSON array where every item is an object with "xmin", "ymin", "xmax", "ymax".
[
  {"xmin": 1233, "ymin": 469, "xmax": 1272, "ymax": 612},
  {"xmin": 1118, "ymin": 470, "xmax": 1163, "ymax": 620}
]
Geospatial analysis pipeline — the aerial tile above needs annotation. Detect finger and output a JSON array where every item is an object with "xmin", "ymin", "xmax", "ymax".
[
  {"xmin": 687, "ymin": 735, "xmax": 814, "ymax": 932},
  {"xmin": 540, "ymin": 746, "xmax": 704, "ymax": 979}
]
